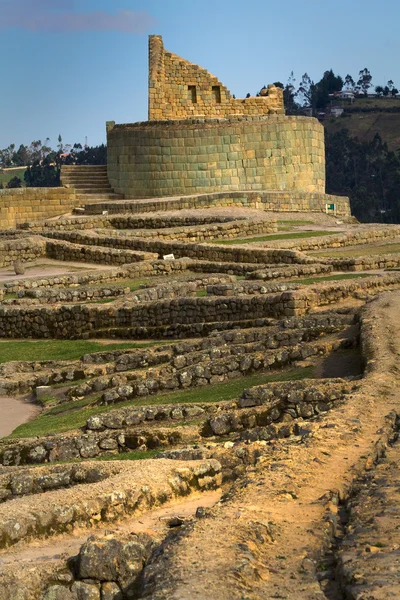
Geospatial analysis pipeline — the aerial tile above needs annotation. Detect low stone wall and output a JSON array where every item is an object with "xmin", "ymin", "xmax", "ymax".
[
  {"xmin": 0, "ymin": 462, "xmax": 118, "ymax": 502},
  {"xmin": 20, "ymin": 213, "xmax": 246, "ymax": 232},
  {"xmin": 82, "ymin": 189, "xmax": 351, "ymax": 217},
  {"xmin": 0, "ymin": 236, "xmax": 46, "ymax": 267},
  {"xmin": 45, "ymin": 239, "xmax": 158, "ymax": 265},
  {"xmin": 19, "ymin": 285, "xmax": 129, "ymax": 304},
  {"xmin": 1, "ymin": 259, "xmax": 194, "ymax": 294},
  {"xmin": 248, "ymin": 263, "xmax": 333, "ymax": 280},
  {"xmin": 267, "ymin": 225, "xmax": 400, "ymax": 251},
  {"xmin": 0, "ymin": 274, "xmax": 395, "ymax": 339},
  {"xmin": 326, "ymin": 253, "xmax": 400, "ymax": 271},
  {"xmin": 116, "ymin": 218, "xmax": 277, "ymax": 242},
  {"xmin": 0, "ymin": 458, "xmax": 222, "ymax": 548},
  {"xmin": 206, "ymin": 281, "xmax": 301, "ymax": 296},
  {"xmin": 207, "ymin": 379, "xmax": 358, "ymax": 437},
  {"xmin": 0, "ymin": 187, "xmax": 82, "ymax": 229},
  {"xmin": 85, "ymin": 377, "xmax": 356, "ymax": 435},
  {"xmin": 44, "ymin": 230, "xmax": 313, "ymax": 265},
  {"xmin": 71, "ymin": 336, "xmax": 354, "ymax": 405},
  {"xmin": 85, "ymin": 402, "xmax": 225, "ymax": 432}
]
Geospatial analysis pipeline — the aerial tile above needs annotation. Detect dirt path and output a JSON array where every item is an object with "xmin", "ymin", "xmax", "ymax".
[
  {"xmin": 138, "ymin": 290, "xmax": 400, "ymax": 599},
  {"xmin": 0, "ymin": 489, "xmax": 221, "ymax": 569},
  {"xmin": 0, "ymin": 259, "xmax": 115, "ymax": 284},
  {"xmin": 0, "ymin": 397, "xmax": 40, "ymax": 439}
]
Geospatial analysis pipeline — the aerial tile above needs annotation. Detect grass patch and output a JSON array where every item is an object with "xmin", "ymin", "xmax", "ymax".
[
  {"xmin": 209, "ymin": 231, "xmax": 341, "ymax": 245},
  {"xmin": 9, "ymin": 366, "xmax": 315, "ymax": 439},
  {"xmin": 312, "ymin": 243, "xmax": 400, "ymax": 258},
  {"xmin": 196, "ymin": 289, "xmax": 207, "ymax": 297},
  {"xmin": 287, "ymin": 273, "xmax": 373, "ymax": 285},
  {"xmin": 0, "ymin": 339, "xmax": 160, "ymax": 363},
  {"xmin": 95, "ymin": 449, "xmax": 160, "ymax": 461},
  {"xmin": 0, "ymin": 168, "xmax": 26, "ymax": 187}
]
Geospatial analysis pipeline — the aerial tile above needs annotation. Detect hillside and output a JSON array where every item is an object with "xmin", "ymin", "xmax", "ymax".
[
  {"xmin": 324, "ymin": 97, "xmax": 400, "ymax": 151},
  {"xmin": 0, "ymin": 167, "xmax": 26, "ymax": 187}
]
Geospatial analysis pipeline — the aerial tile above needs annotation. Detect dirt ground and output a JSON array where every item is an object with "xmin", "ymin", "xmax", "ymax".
[
  {"xmin": 0, "ymin": 397, "xmax": 40, "ymax": 438},
  {"xmin": 0, "ymin": 259, "xmax": 115, "ymax": 284},
  {"xmin": 133, "ymin": 291, "xmax": 400, "ymax": 599}
]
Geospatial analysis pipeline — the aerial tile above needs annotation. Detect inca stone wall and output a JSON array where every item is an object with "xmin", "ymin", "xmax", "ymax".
[
  {"xmin": 0, "ymin": 188, "xmax": 79, "ymax": 230},
  {"xmin": 107, "ymin": 116, "xmax": 326, "ymax": 198},
  {"xmin": 148, "ymin": 35, "xmax": 284, "ymax": 121}
]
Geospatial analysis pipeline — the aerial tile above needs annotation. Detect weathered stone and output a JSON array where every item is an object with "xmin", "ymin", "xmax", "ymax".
[
  {"xmin": 71, "ymin": 581, "xmax": 100, "ymax": 600},
  {"xmin": 100, "ymin": 582, "xmax": 122, "ymax": 600},
  {"xmin": 209, "ymin": 415, "xmax": 231, "ymax": 436},
  {"xmin": 43, "ymin": 586, "xmax": 77, "ymax": 600}
]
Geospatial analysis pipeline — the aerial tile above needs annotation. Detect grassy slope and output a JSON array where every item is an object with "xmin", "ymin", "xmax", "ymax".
[
  {"xmin": 288, "ymin": 273, "xmax": 372, "ymax": 285},
  {"xmin": 0, "ymin": 340, "xmax": 159, "ymax": 363},
  {"xmin": 9, "ymin": 366, "xmax": 314, "ymax": 438},
  {"xmin": 0, "ymin": 168, "xmax": 26, "ymax": 187},
  {"xmin": 209, "ymin": 230, "xmax": 340, "ymax": 245},
  {"xmin": 324, "ymin": 98, "xmax": 400, "ymax": 151},
  {"xmin": 313, "ymin": 243, "xmax": 400, "ymax": 258}
]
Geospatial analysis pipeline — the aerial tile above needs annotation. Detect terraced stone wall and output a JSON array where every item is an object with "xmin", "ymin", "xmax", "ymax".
[
  {"xmin": 0, "ymin": 188, "xmax": 80, "ymax": 229},
  {"xmin": 45, "ymin": 239, "xmax": 158, "ymax": 265},
  {"xmin": 268, "ymin": 225, "xmax": 400, "ymax": 251},
  {"xmin": 1, "ymin": 274, "xmax": 399, "ymax": 339},
  {"xmin": 107, "ymin": 116, "xmax": 326, "ymax": 198},
  {"xmin": 45, "ymin": 231, "xmax": 312, "ymax": 264},
  {"xmin": 84, "ymin": 189, "xmax": 351, "ymax": 217},
  {"xmin": 0, "ymin": 236, "xmax": 46, "ymax": 267}
]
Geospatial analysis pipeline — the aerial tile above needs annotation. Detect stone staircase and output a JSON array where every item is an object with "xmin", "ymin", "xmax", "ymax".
[{"xmin": 60, "ymin": 165, "xmax": 123, "ymax": 200}]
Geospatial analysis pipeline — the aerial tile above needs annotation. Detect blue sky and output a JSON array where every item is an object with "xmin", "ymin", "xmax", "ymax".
[{"xmin": 1, "ymin": 0, "xmax": 399, "ymax": 149}]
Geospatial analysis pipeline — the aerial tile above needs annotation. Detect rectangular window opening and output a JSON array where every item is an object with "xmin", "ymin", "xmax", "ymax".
[
  {"xmin": 188, "ymin": 85, "xmax": 197, "ymax": 104},
  {"xmin": 212, "ymin": 86, "xmax": 221, "ymax": 104}
]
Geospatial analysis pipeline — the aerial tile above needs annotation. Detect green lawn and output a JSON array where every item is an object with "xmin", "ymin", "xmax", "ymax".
[
  {"xmin": 287, "ymin": 273, "xmax": 373, "ymax": 285},
  {"xmin": 96, "ymin": 449, "xmax": 160, "ymax": 461},
  {"xmin": 312, "ymin": 243, "xmax": 400, "ymax": 258},
  {"xmin": 9, "ymin": 366, "xmax": 315, "ymax": 439},
  {"xmin": 0, "ymin": 339, "xmax": 160, "ymax": 363},
  {"xmin": 0, "ymin": 168, "xmax": 26, "ymax": 187},
  {"xmin": 209, "ymin": 231, "xmax": 341, "ymax": 245}
]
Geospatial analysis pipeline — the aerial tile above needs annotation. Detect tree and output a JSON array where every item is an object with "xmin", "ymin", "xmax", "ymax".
[
  {"xmin": 296, "ymin": 73, "xmax": 317, "ymax": 112},
  {"xmin": 0, "ymin": 144, "xmax": 15, "ymax": 168},
  {"xmin": 24, "ymin": 157, "xmax": 60, "ymax": 188},
  {"xmin": 344, "ymin": 74, "xmax": 355, "ymax": 90},
  {"xmin": 283, "ymin": 71, "xmax": 298, "ymax": 114},
  {"xmin": 375, "ymin": 86, "xmax": 384, "ymax": 97},
  {"xmin": 12, "ymin": 144, "xmax": 29, "ymax": 166},
  {"xmin": 57, "ymin": 134, "xmax": 64, "ymax": 153},
  {"xmin": 314, "ymin": 69, "xmax": 343, "ymax": 110},
  {"xmin": 326, "ymin": 129, "xmax": 400, "ymax": 223},
  {"xmin": 6, "ymin": 176, "xmax": 23, "ymax": 189},
  {"xmin": 357, "ymin": 68, "xmax": 373, "ymax": 96}
]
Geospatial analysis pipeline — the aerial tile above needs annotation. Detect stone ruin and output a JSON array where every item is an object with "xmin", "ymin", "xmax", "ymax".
[{"xmin": 1, "ymin": 36, "xmax": 400, "ymax": 600}]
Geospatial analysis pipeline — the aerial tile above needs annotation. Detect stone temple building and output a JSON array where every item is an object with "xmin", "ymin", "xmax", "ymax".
[{"xmin": 106, "ymin": 35, "xmax": 350, "ymax": 215}]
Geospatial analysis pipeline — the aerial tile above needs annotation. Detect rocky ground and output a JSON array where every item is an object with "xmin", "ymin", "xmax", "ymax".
[{"xmin": 1, "ymin": 207, "xmax": 400, "ymax": 599}]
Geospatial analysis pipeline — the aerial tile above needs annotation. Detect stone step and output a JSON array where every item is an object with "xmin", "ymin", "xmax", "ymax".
[
  {"xmin": 75, "ymin": 193, "xmax": 124, "ymax": 200},
  {"xmin": 62, "ymin": 165, "xmax": 107, "ymax": 171},
  {"xmin": 74, "ymin": 189, "xmax": 114, "ymax": 195},
  {"xmin": 62, "ymin": 170, "xmax": 107, "ymax": 176},
  {"xmin": 68, "ymin": 184, "xmax": 113, "ymax": 191},
  {"xmin": 62, "ymin": 176, "xmax": 110, "ymax": 183}
]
